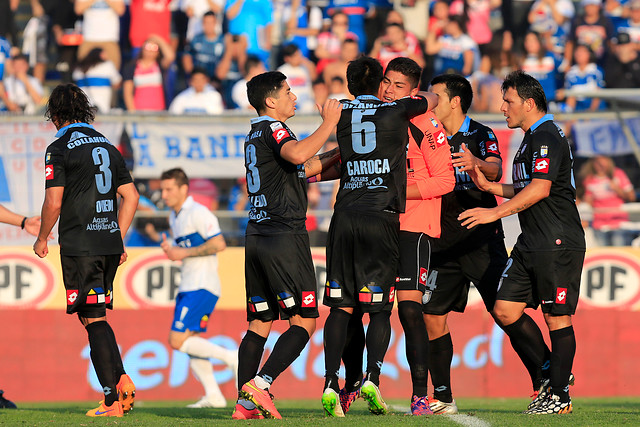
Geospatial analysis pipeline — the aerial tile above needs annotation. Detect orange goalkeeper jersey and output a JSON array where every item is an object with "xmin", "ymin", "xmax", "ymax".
[{"xmin": 400, "ymin": 111, "xmax": 454, "ymax": 237}]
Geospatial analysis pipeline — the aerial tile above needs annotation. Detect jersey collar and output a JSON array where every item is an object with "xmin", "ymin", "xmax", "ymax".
[
  {"xmin": 175, "ymin": 195, "xmax": 195, "ymax": 217},
  {"xmin": 55, "ymin": 122, "xmax": 95, "ymax": 138},
  {"xmin": 250, "ymin": 115, "xmax": 277, "ymax": 125},
  {"xmin": 529, "ymin": 114, "xmax": 554, "ymax": 133},
  {"xmin": 449, "ymin": 115, "xmax": 471, "ymax": 140},
  {"xmin": 355, "ymin": 95, "xmax": 380, "ymax": 101}
]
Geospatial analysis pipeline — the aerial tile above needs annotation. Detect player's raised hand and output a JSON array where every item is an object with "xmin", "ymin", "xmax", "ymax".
[
  {"xmin": 451, "ymin": 143, "xmax": 477, "ymax": 172},
  {"xmin": 466, "ymin": 164, "xmax": 492, "ymax": 192},
  {"xmin": 161, "ymin": 233, "xmax": 186, "ymax": 261},
  {"xmin": 318, "ymin": 98, "xmax": 343, "ymax": 125}
]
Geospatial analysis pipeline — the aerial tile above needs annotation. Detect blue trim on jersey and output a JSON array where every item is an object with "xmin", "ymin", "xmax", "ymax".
[
  {"xmin": 459, "ymin": 115, "xmax": 471, "ymax": 132},
  {"xmin": 55, "ymin": 122, "xmax": 96, "ymax": 137},
  {"xmin": 175, "ymin": 231, "xmax": 207, "ymax": 248},
  {"xmin": 76, "ymin": 77, "xmax": 112, "ymax": 87},
  {"xmin": 355, "ymin": 95, "xmax": 380, "ymax": 101},
  {"xmin": 171, "ymin": 289, "xmax": 219, "ymax": 333},
  {"xmin": 250, "ymin": 115, "xmax": 276, "ymax": 125},
  {"xmin": 530, "ymin": 114, "xmax": 554, "ymax": 132}
]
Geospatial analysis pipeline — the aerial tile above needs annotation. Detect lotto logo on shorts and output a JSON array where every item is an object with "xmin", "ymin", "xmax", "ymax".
[
  {"xmin": 67, "ymin": 290, "xmax": 78, "ymax": 305},
  {"xmin": 272, "ymin": 128, "xmax": 291, "ymax": 143},
  {"xmin": 302, "ymin": 291, "xmax": 316, "ymax": 307},
  {"xmin": 358, "ymin": 283, "xmax": 384, "ymax": 304},
  {"xmin": 86, "ymin": 287, "xmax": 106, "ymax": 304},
  {"xmin": 45, "ymin": 165, "xmax": 54, "ymax": 180},
  {"xmin": 200, "ymin": 314, "xmax": 209, "ymax": 330},
  {"xmin": 277, "ymin": 292, "xmax": 296, "ymax": 309},
  {"xmin": 419, "ymin": 268, "xmax": 428, "ymax": 285},
  {"xmin": 326, "ymin": 281, "xmax": 342, "ymax": 299},
  {"xmin": 535, "ymin": 158, "xmax": 550, "ymax": 173},
  {"xmin": 555, "ymin": 287, "xmax": 567, "ymax": 304},
  {"xmin": 388, "ymin": 287, "xmax": 395, "ymax": 303},
  {"xmin": 248, "ymin": 296, "xmax": 269, "ymax": 312}
]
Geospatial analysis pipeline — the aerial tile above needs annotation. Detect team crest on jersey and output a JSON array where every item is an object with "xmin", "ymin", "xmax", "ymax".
[
  {"xmin": 272, "ymin": 128, "xmax": 291, "ymax": 143},
  {"xmin": 487, "ymin": 130, "xmax": 496, "ymax": 141},
  {"xmin": 540, "ymin": 145, "xmax": 548, "ymax": 157},
  {"xmin": 45, "ymin": 165, "xmax": 54, "ymax": 180},
  {"xmin": 86, "ymin": 287, "xmax": 107, "ymax": 304},
  {"xmin": 429, "ymin": 117, "xmax": 439, "ymax": 128},
  {"xmin": 325, "ymin": 280, "xmax": 342, "ymax": 299},
  {"xmin": 358, "ymin": 283, "xmax": 384, "ymax": 304},
  {"xmin": 277, "ymin": 292, "xmax": 296, "ymax": 309},
  {"xmin": 270, "ymin": 122, "xmax": 283, "ymax": 131},
  {"xmin": 248, "ymin": 296, "xmax": 269, "ymax": 312},
  {"xmin": 302, "ymin": 291, "xmax": 316, "ymax": 307},
  {"xmin": 535, "ymin": 158, "xmax": 550, "ymax": 173},
  {"xmin": 46, "ymin": 152, "xmax": 51, "ymax": 163},
  {"xmin": 555, "ymin": 287, "xmax": 567, "ymax": 304}
]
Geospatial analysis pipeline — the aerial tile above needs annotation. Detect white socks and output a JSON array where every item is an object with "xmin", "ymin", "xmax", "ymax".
[
  {"xmin": 189, "ymin": 357, "xmax": 224, "ymax": 400},
  {"xmin": 179, "ymin": 336, "xmax": 237, "ymax": 366}
]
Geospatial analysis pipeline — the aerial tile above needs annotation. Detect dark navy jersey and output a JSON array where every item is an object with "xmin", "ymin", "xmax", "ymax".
[
  {"xmin": 435, "ymin": 117, "xmax": 504, "ymax": 252},
  {"xmin": 511, "ymin": 115, "xmax": 585, "ymax": 252},
  {"xmin": 244, "ymin": 116, "xmax": 308, "ymax": 235},
  {"xmin": 334, "ymin": 94, "xmax": 428, "ymax": 213},
  {"xmin": 45, "ymin": 123, "xmax": 132, "ymax": 256}
]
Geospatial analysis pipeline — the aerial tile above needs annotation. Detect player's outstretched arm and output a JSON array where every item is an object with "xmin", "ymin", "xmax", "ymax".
[
  {"xmin": 34, "ymin": 186, "xmax": 64, "ymax": 258},
  {"xmin": 161, "ymin": 233, "xmax": 226, "ymax": 261},
  {"xmin": 304, "ymin": 147, "xmax": 341, "ymax": 180},
  {"xmin": 416, "ymin": 91, "xmax": 438, "ymax": 111},
  {"xmin": 458, "ymin": 177, "xmax": 551, "ymax": 229},
  {"xmin": 452, "ymin": 143, "xmax": 502, "ymax": 181},
  {"xmin": 467, "ymin": 164, "xmax": 514, "ymax": 198},
  {"xmin": 280, "ymin": 98, "xmax": 342, "ymax": 165}
]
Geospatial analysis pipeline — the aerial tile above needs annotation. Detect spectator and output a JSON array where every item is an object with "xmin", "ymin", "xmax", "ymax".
[
  {"xmin": 42, "ymin": 0, "xmax": 80, "ymax": 83},
  {"xmin": 604, "ymin": 31, "xmax": 640, "ymax": 88},
  {"xmin": 385, "ymin": 9, "xmax": 421, "ymax": 49},
  {"xmin": 189, "ymin": 177, "xmax": 220, "ymax": 211},
  {"xmin": 0, "ymin": 35, "xmax": 18, "ymax": 112},
  {"xmin": 231, "ymin": 55, "xmax": 266, "ymax": 110},
  {"xmin": 312, "ymin": 77, "xmax": 329, "ymax": 105},
  {"xmin": 22, "ymin": 0, "xmax": 48, "ymax": 83},
  {"xmin": 129, "ymin": 0, "xmax": 172, "ymax": 51},
  {"xmin": 580, "ymin": 155, "xmax": 637, "ymax": 246},
  {"xmin": 449, "ymin": 0, "xmax": 501, "ymax": 54},
  {"xmin": 75, "ymin": 0, "xmax": 125, "ymax": 70},
  {"xmin": 370, "ymin": 22, "xmax": 425, "ymax": 69},
  {"xmin": 393, "ymin": 0, "xmax": 431, "ymax": 42},
  {"xmin": 426, "ymin": 15, "xmax": 478, "ymax": 76},
  {"xmin": 428, "ymin": 1, "xmax": 450, "ymax": 39},
  {"xmin": 528, "ymin": 0, "xmax": 575, "ymax": 36},
  {"xmin": 315, "ymin": 11, "xmax": 359, "ymax": 73},
  {"xmin": 280, "ymin": 0, "xmax": 322, "ymax": 61},
  {"xmin": 615, "ymin": 0, "xmax": 640, "ymax": 44},
  {"xmin": 0, "ymin": 0, "xmax": 18, "ymax": 45},
  {"xmin": 468, "ymin": 48, "xmax": 504, "ymax": 112},
  {"xmin": 322, "ymin": 38, "xmax": 360, "ymax": 93},
  {"xmin": 183, "ymin": 11, "xmax": 229, "ymax": 79},
  {"xmin": 73, "ymin": 48, "xmax": 122, "ymax": 113},
  {"xmin": 3, "ymin": 53, "xmax": 43, "ymax": 114},
  {"xmin": 563, "ymin": 44, "xmax": 605, "ymax": 112},
  {"xmin": 564, "ymin": 0, "xmax": 613, "ymax": 68},
  {"xmin": 326, "ymin": 0, "xmax": 369, "ymax": 52},
  {"xmin": 327, "ymin": 75, "xmax": 349, "ymax": 100},
  {"xmin": 277, "ymin": 43, "xmax": 316, "ymax": 112},
  {"xmin": 182, "ymin": 0, "xmax": 224, "ymax": 42},
  {"xmin": 225, "ymin": 0, "xmax": 273, "ymax": 65},
  {"xmin": 122, "ymin": 35, "xmax": 176, "ymax": 112},
  {"xmin": 521, "ymin": 31, "xmax": 561, "ymax": 102},
  {"xmin": 169, "ymin": 68, "xmax": 224, "ymax": 114}
]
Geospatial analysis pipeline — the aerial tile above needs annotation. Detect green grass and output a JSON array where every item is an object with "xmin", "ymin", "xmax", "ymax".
[{"xmin": 2, "ymin": 398, "xmax": 640, "ymax": 426}]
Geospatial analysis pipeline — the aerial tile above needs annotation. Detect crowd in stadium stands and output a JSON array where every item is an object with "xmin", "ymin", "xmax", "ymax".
[
  {"xmin": 0, "ymin": 0, "xmax": 638, "ymax": 246},
  {"xmin": 2, "ymin": 0, "xmax": 640, "ymax": 114}
]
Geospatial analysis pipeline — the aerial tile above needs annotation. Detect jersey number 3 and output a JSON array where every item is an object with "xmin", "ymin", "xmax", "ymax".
[
  {"xmin": 351, "ymin": 109, "xmax": 377, "ymax": 154},
  {"xmin": 92, "ymin": 147, "xmax": 112, "ymax": 194},
  {"xmin": 245, "ymin": 144, "xmax": 261, "ymax": 193}
]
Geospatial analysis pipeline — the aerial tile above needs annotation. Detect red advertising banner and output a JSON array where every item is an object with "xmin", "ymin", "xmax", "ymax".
[{"xmin": 1, "ymin": 307, "xmax": 639, "ymax": 402}]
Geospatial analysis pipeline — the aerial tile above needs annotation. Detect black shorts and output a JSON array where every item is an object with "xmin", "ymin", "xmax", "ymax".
[
  {"xmin": 245, "ymin": 233, "xmax": 319, "ymax": 322},
  {"xmin": 496, "ymin": 246, "xmax": 585, "ymax": 315},
  {"xmin": 397, "ymin": 231, "xmax": 433, "ymax": 293},
  {"xmin": 325, "ymin": 210, "xmax": 399, "ymax": 313},
  {"xmin": 423, "ymin": 236, "xmax": 508, "ymax": 315},
  {"xmin": 61, "ymin": 254, "xmax": 120, "ymax": 318}
]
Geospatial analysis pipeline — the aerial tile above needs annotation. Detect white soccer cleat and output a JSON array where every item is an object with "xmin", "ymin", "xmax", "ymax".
[
  {"xmin": 429, "ymin": 398, "xmax": 458, "ymax": 414},
  {"xmin": 187, "ymin": 395, "xmax": 227, "ymax": 408}
]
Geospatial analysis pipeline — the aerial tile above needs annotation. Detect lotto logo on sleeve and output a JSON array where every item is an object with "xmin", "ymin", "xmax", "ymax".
[
  {"xmin": 45, "ymin": 165, "xmax": 54, "ymax": 180},
  {"xmin": 535, "ymin": 158, "xmax": 550, "ymax": 173},
  {"xmin": 555, "ymin": 287, "xmax": 567, "ymax": 304},
  {"xmin": 302, "ymin": 291, "xmax": 316, "ymax": 307},
  {"xmin": 67, "ymin": 290, "xmax": 78, "ymax": 305},
  {"xmin": 487, "ymin": 142, "xmax": 499, "ymax": 154},
  {"xmin": 272, "ymin": 128, "xmax": 291, "ymax": 143}
]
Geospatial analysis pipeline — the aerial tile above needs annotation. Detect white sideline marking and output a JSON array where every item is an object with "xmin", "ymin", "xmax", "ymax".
[{"xmin": 389, "ymin": 405, "xmax": 491, "ymax": 427}]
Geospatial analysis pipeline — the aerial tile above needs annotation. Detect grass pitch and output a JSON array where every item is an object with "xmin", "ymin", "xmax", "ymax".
[{"xmin": 1, "ymin": 397, "xmax": 639, "ymax": 426}]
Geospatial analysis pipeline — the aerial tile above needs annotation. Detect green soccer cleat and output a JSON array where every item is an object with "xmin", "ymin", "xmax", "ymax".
[
  {"xmin": 322, "ymin": 388, "xmax": 345, "ymax": 417},
  {"xmin": 360, "ymin": 380, "xmax": 388, "ymax": 415}
]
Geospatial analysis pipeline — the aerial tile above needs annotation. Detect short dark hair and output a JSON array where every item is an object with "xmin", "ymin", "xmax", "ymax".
[
  {"xmin": 191, "ymin": 67, "xmax": 209, "ymax": 79},
  {"xmin": 244, "ymin": 55, "xmax": 263, "ymax": 75},
  {"xmin": 282, "ymin": 43, "xmax": 300, "ymax": 59},
  {"xmin": 501, "ymin": 70, "xmax": 547, "ymax": 113},
  {"xmin": 346, "ymin": 56, "xmax": 383, "ymax": 97},
  {"xmin": 45, "ymin": 83, "xmax": 97, "ymax": 126},
  {"xmin": 247, "ymin": 71, "xmax": 287, "ymax": 113},
  {"xmin": 203, "ymin": 11, "xmax": 216, "ymax": 19},
  {"xmin": 385, "ymin": 22, "xmax": 405, "ymax": 32},
  {"xmin": 160, "ymin": 168, "xmax": 189, "ymax": 187},
  {"xmin": 430, "ymin": 73, "xmax": 473, "ymax": 113},
  {"xmin": 385, "ymin": 57, "xmax": 421, "ymax": 89}
]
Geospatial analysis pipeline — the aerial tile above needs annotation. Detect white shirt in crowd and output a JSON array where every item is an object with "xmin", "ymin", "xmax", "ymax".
[{"xmin": 169, "ymin": 84, "xmax": 224, "ymax": 114}]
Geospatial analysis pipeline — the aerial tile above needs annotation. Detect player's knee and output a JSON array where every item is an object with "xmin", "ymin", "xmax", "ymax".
[
  {"xmin": 168, "ymin": 332, "xmax": 188, "ymax": 350},
  {"xmin": 424, "ymin": 314, "xmax": 447, "ymax": 338},
  {"xmin": 491, "ymin": 304, "xmax": 518, "ymax": 326}
]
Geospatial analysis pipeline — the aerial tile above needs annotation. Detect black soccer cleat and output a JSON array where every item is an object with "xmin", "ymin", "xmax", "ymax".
[{"xmin": 0, "ymin": 390, "xmax": 17, "ymax": 409}]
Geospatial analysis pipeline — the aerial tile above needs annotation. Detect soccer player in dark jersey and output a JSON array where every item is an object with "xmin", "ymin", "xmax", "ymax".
[
  {"xmin": 33, "ymin": 84, "xmax": 140, "ymax": 418},
  {"xmin": 460, "ymin": 71, "xmax": 586, "ymax": 415},
  {"xmin": 234, "ymin": 71, "xmax": 342, "ymax": 420},
  {"xmin": 321, "ymin": 56, "xmax": 438, "ymax": 417},
  {"xmin": 425, "ymin": 73, "xmax": 509, "ymax": 414}
]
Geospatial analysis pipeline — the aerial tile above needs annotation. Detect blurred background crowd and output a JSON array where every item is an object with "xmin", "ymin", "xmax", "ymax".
[{"xmin": 0, "ymin": 0, "xmax": 638, "ymax": 247}]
